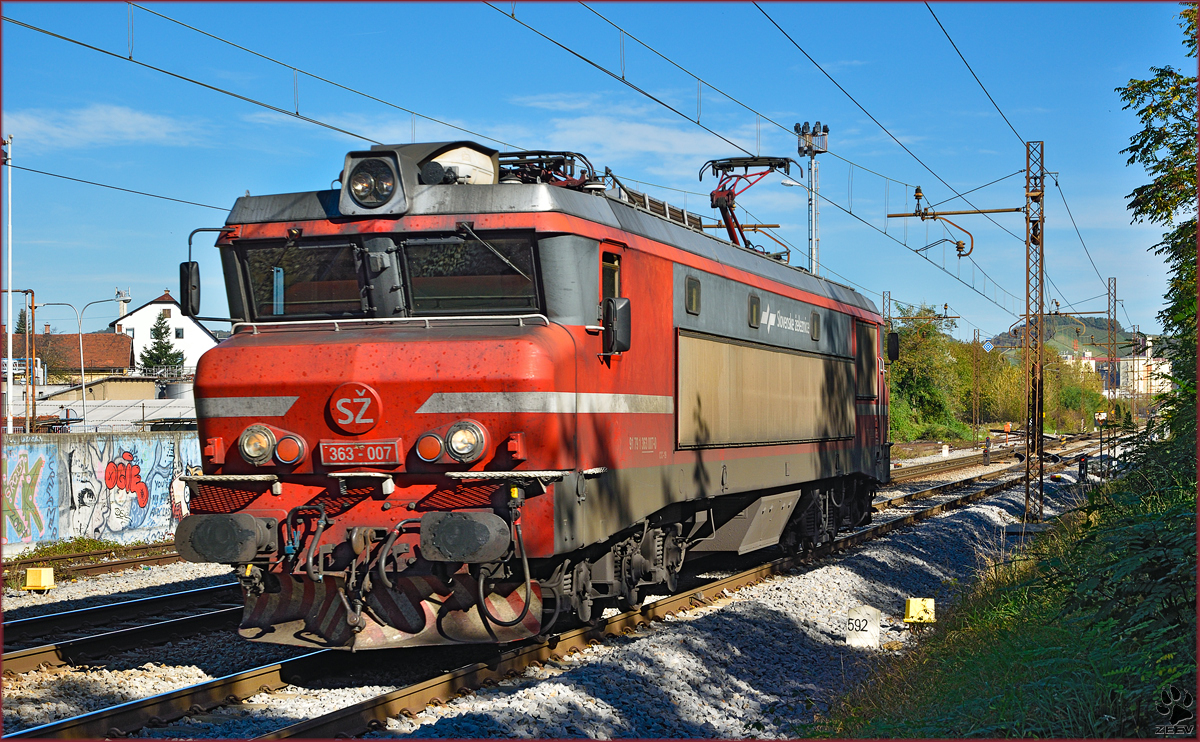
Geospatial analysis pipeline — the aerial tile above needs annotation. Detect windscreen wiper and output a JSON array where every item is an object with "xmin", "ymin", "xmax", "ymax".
[{"xmin": 458, "ymin": 223, "xmax": 532, "ymax": 282}]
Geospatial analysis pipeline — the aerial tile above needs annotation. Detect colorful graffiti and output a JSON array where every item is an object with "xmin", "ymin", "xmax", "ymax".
[
  {"xmin": 2, "ymin": 449, "xmax": 58, "ymax": 545},
  {"xmin": 2, "ymin": 432, "xmax": 200, "ymax": 549}
]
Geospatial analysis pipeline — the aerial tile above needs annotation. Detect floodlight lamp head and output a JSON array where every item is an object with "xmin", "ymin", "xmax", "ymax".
[{"xmin": 822, "ymin": 124, "xmax": 830, "ymax": 134}]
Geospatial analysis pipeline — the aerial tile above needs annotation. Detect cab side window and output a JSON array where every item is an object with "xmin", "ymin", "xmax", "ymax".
[
  {"xmin": 602, "ymin": 252, "xmax": 621, "ymax": 299},
  {"xmin": 855, "ymin": 321, "xmax": 879, "ymax": 397}
]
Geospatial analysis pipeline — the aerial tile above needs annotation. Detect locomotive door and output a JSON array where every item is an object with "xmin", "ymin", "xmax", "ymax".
[{"xmin": 584, "ymin": 238, "xmax": 675, "ymax": 518}]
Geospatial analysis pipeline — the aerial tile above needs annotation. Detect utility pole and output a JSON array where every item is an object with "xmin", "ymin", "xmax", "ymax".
[
  {"xmin": 881, "ymin": 291, "xmax": 891, "ymax": 334},
  {"xmin": 1130, "ymin": 324, "xmax": 1140, "ymax": 421},
  {"xmin": 795, "ymin": 121, "xmax": 828, "ymax": 276},
  {"xmin": 1022, "ymin": 141, "xmax": 1046, "ymax": 523},
  {"xmin": 973, "ymin": 328, "xmax": 981, "ymax": 443},
  {"xmin": 1107, "ymin": 277, "xmax": 1118, "ymax": 464},
  {"xmin": 3, "ymin": 136, "xmax": 11, "ymax": 435}
]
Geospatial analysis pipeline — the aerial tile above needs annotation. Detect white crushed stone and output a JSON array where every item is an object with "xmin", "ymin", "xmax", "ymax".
[{"xmin": 3, "ymin": 560, "xmax": 235, "ymax": 621}]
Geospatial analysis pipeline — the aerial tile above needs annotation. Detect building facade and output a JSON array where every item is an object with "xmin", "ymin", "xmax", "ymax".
[{"xmin": 109, "ymin": 290, "xmax": 218, "ymax": 370}]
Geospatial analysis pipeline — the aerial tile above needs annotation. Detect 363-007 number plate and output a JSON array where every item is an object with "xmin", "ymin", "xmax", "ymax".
[{"xmin": 320, "ymin": 439, "xmax": 403, "ymax": 465}]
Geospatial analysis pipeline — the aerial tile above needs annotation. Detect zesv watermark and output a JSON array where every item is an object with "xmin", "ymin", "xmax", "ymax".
[{"xmin": 1155, "ymin": 685, "xmax": 1195, "ymax": 737}]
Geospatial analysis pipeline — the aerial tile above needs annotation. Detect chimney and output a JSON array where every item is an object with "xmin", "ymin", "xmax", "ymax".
[
  {"xmin": 44, "ymin": 324, "xmax": 50, "ymax": 334},
  {"xmin": 2, "ymin": 324, "xmax": 6, "ymax": 336}
]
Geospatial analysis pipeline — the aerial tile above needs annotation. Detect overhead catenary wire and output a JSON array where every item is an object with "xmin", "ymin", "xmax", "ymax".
[
  {"xmin": 125, "ymin": 3, "xmax": 523, "ymax": 151},
  {"xmin": 11, "ymin": 165, "xmax": 228, "ymax": 211},
  {"xmin": 1050, "ymin": 175, "xmax": 1108, "ymax": 292},
  {"xmin": 3, "ymin": 15, "xmax": 381, "ymax": 145},
  {"xmin": 754, "ymin": 3, "xmax": 1025, "ymax": 244},
  {"xmin": 927, "ymin": 170, "xmax": 1022, "ymax": 208},
  {"xmin": 577, "ymin": 2, "xmax": 915, "ymax": 189},
  {"xmin": 483, "ymin": 2, "xmax": 756, "ymax": 158},
  {"xmin": 921, "ymin": 5, "xmax": 1128, "ymax": 328},
  {"xmin": 489, "ymin": 4, "xmax": 1020, "ymax": 316},
  {"xmin": 923, "ymin": 2, "xmax": 1024, "ymax": 147}
]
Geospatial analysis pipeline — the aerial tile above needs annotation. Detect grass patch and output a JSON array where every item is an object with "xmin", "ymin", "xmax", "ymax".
[
  {"xmin": 3, "ymin": 536, "xmax": 176, "ymax": 589},
  {"xmin": 788, "ymin": 427, "xmax": 1196, "ymax": 738}
]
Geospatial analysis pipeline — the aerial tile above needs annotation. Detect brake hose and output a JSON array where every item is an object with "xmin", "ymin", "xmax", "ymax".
[
  {"xmin": 375, "ymin": 519, "xmax": 422, "ymax": 590},
  {"xmin": 478, "ymin": 522, "xmax": 534, "ymax": 628}
]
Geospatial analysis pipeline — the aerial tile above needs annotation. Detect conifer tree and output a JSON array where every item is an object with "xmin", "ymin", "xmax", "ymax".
[{"xmin": 139, "ymin": 312, "xmax": 185, "ymax": 370}]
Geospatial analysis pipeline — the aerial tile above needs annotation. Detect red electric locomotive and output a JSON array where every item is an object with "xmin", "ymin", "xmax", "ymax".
[{"xmin": 176, "ymin": 141, "xmax": 891, "ymax": 651}]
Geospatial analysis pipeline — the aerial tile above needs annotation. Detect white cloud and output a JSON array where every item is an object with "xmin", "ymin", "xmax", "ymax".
[
  {"xmin": 510, "ymin": 92, "xmax": 604, "ymax": 112},
  {"xmin": 4, "ymin": 104, "xmax": 199, "ymax": 151}
]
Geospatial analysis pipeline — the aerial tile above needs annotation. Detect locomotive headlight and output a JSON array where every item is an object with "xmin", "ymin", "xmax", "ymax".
[
  {"xmin": 239, "ymin": 425, "xmax": 276, "ymax": 465},
  {"xmin": 445, "ymin": 421, "xmax": 486, "ymax": 463},
  {"xmin": 347, "ymin": 158, "xmax": 396, "ymax": 208}
]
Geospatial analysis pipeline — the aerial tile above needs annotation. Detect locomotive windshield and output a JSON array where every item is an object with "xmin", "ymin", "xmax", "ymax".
[
  {"xmin": 404, "ymin": 234, "xmax": 537, "ymax": 314},
  {"xmin": 243, "ymin": 242, "xmax": 363, "ymax": 318},
  {"xmin": 236, "ymin": 232, "xmax": 539, "ymax": 320}
]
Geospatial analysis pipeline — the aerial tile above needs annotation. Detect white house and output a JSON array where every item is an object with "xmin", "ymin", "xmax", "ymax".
[{"xmin": 109, "ymin": 290, "xmax": 218, "ymax": 369}]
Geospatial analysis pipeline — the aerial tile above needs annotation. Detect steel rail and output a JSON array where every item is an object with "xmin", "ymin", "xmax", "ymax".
[
  {"xmin": 2, "ymin": 607, "xmax": 242, "ymax": 675},
  {"xmin": 889, "ymin": 432, "xmax": 1094, "ymax": 482},
  {"xmin": 4, "ymin": 547, "xmax": 183, "ymax": 580},
  {"xmin": 3, "ymin": 583, "xmax": 239, "ymax": 647},
  {"xmin": 253, "ymin": 444, "xmax": 1099, "ymax": 740},
  {"xmin": 7, "ymin": 438, "xmax": 1102, "ymax": 739},
  {"xmin": 2, "ymin": 650, "xmax": 341, "ymax": 739}
]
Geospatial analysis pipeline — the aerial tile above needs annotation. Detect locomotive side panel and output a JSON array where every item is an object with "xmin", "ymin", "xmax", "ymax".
[{"xmin": 677, "ymin": 332, "xmax": 855, "ymax": 447}]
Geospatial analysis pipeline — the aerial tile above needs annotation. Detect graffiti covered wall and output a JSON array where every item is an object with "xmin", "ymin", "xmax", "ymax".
[{"xmin": 2, "ymin": 432, "xmax": 200, "ymax": 549}]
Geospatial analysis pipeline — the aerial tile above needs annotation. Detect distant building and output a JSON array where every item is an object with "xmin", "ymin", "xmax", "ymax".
[
  {"xmin": 1, "ymin": 326, "xmax": 135, "ymax": 383},
  {"xmin": 109, "ymin": 289, "xmax": 218, "ymax": 370}
]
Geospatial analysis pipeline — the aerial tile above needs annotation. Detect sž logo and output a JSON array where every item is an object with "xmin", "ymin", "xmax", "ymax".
[{"xmin": 328, "ymin": 383, "xmax": 382, "ymax": 435}]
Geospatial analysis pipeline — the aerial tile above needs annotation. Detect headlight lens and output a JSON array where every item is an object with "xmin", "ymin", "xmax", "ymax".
[
  {"xmin": 416, "ymin": 434, "xmax": 444, "ymax": 462},
  {"xmin": 239, "ymin": 425, "xmax": 276, "ymax": 465},
  {"xmin": 445, "ymin": 421, "xmax": 486, "ymax": 463},
  {"xmin": 347, "ymin": 158, "xmax": 396, "ymax": 207},
  {"xmin": 274, "ymin": 435, "xmax": 305, "ymax": 465}
]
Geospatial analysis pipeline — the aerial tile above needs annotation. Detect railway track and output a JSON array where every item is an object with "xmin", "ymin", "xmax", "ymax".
[
  {"xmin": 2, "ymin": 583, "xmax": 242, "ymax": 675},
  {"xmin": 889, "ymin": 432, "xmax": 1095, "ymax": 482},
  {"xmin": 6, "ymin": 437, "xmax": 1100, "ymax": 740},
  {"xmin": 3, "ymin": 543, "xmax": 183, "ymax": 582}
]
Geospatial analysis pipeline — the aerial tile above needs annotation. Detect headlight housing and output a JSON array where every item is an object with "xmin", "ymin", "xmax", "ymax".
[
  {"xmin": 239, "ymin": 425, "xmax": 276, "ymax": 465},
  {"xmin": 445, "ymin": 421, "xmax": 486, "ymax": 463},
  {"xmin": 347, "ymin": 158, "xmax": 397, "ymax": 208}
]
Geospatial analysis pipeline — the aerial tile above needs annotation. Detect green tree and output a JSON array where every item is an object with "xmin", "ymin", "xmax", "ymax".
[
  {"xmin": 888, "ymin": 303, "xmax": 969, "ymax": 441},
  {"xmin": 14, "ymin": 307, "xmax": 27, "ymax": 335},
  {"xmin": 139, "ymin": 312, "xmax": 185, "ymax": 370},
  {"xmin": 1117, "ymin": 4, "xmax": 1196, "ymax": 441}
]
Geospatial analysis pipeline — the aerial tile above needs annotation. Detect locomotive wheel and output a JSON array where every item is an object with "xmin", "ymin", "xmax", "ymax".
[
  {"xmin": 779, "ymin": 520, "xmax": 803, "ymax": 557},
  {"xmin": 570, "ymin": 561, "xmax": 595, "ymax": 623},
  {"xmin": 661, "ymin": 530, "xmax": 683, "ymax": 593},
  {"xmin": 617, "ymin": 551, "xmax": 641, "ymax": 611}
]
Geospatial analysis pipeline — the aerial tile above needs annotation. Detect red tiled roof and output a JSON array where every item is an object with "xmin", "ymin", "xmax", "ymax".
[{"xmin": 3, "ymin": 333, "xmax": 135, "ymax": 369}]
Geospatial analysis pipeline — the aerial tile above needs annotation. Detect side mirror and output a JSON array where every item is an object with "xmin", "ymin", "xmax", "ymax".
[
  {"xmin": 602, "ymin": 297, "xmax": 631, "ymax": 354},
  {"xmin": 180, "ymin": 261, "xmax": 201, "ymax": 317},
  {"xmin": 887, "ymin": 331, "xmax": 899, "ymax": 362}
]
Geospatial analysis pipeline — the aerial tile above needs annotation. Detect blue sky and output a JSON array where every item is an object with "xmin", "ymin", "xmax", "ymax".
[{"xmin": 1, "ymin": 2, "xmax": 1189, "ymax": 339}]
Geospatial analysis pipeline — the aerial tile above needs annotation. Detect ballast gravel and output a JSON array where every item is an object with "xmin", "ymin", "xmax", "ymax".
[
  {"xmin": 2, "ymin": 560, "xmax": 235, "ymax": 621},
  {"xmin": 92, "ymin": 473, "xmax": 1090, "ymax": 740}
]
